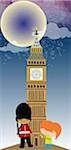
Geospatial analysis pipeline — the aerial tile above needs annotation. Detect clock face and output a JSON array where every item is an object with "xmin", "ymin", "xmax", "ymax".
[{"xmin": 30, "ymin": 68, "xmax": 43, "ymax": 80}]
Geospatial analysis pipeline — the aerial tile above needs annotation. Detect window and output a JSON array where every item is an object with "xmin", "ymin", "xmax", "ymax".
[
  {"xmin": 43, "ymin": 85, "xmax": 45, "ymax": 88},
  {"xmin": 28, "ymin": 85, "xmax": 30, "ymax": 88},
  {"xmin": 40, "ymin": 85, "xmax": 42, "ymax": 88},
  {"xmin": 37, "ymin": 85, "xmax": 39, "ymax": 88}
]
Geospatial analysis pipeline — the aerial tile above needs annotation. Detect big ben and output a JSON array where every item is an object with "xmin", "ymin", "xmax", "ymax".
[{"xmin": 26, "ymin": 30, "xmax": 47, "ymax": 147}]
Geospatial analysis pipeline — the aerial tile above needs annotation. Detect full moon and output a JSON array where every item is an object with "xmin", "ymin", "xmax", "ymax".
[{"xmin": 1, "ymin": 1, "xmax": 47, "ymax": 47}]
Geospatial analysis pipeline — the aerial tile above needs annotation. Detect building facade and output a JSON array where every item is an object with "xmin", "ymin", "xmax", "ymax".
[{"xmin": 26, "ymin": 33, "xmax": 47, "ymax": 146}]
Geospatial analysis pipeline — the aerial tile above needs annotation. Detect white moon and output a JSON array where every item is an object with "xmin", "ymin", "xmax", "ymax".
[{"xmin": 1, "ymin": 1, "xmax": 47, "ymax": 47}]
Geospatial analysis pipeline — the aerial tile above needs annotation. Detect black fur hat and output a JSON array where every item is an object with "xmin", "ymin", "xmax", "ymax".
[{"xmin": 16, "ymin": 103, "xmax": 31, "ymax": 121}]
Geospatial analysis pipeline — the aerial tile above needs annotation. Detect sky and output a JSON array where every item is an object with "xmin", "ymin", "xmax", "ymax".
[
  {"xmin": 0, "ymin": 0, "xmax": 71, "ymax": 30},
  {"xmin": 0, "ymin": 0, "xmax": 71, "ymax": 40},
  {"xmin": 0, "ymin": 0, "xmax": 71, "ymax": 149}
]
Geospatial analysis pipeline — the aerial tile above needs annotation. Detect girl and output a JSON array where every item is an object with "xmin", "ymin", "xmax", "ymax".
[{"xmin": 40, "ymin": 120, "xmax": 62, "ymax": 148}]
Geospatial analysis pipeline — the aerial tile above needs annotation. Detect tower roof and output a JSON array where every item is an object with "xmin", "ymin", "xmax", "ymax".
[{"xmin": 29, "ymin": 29, "xmax": 45, "ymax": 60}]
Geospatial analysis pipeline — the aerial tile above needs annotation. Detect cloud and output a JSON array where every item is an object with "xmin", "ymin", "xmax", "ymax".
[
  {"xmin": 0, "ymin": 43, "xmax": 29, "ymax": 53},
  {"xmin": 45, "ymin": 22, "xmax": 71, "ymax": 39}
]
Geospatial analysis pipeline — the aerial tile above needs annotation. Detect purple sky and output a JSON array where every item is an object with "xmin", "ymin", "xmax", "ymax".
[
  {"xmin": 36, "ymin": 0, "xmax": 71, "ymax": 30},
  {"xmin": 0, "ymin": 0, "xmax": 71, "ymax": 31}
]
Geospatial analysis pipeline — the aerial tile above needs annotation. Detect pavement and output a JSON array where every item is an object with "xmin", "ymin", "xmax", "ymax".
[{"xmin": 3, "ymin": 144, "xmax": 68, "ymax": 150}]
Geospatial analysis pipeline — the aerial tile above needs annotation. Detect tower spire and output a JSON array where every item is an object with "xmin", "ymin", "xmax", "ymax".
[
  {"xmin": 33, "ymin": 28, "xmax": 39, "ymax": 41},
  {"xmin": 32, "ymin": 28, "xmax": 42, "ymax": 48}
]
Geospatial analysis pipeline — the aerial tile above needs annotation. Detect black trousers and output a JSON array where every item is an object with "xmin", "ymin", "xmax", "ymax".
[{"xmin": 20, "ymin": 137, "xmax": 32, "ymax": 147}]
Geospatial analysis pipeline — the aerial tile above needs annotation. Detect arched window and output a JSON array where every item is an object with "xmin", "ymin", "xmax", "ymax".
[
  {"xmin": 37, "ymin": 85, "xmax": 39, "ymax": 88},
  {"xmin": 40, "ymin": 85, "xmax": 42, "ymax": 88},
  {"xmin": 43, "ymin": 85, "xmax": 45, "ymax": 88}
]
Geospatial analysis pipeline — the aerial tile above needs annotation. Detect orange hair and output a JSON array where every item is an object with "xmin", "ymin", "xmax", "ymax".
[{"xmin": 40, "ymin": 120, "xmax": 62, "ymax": 139}]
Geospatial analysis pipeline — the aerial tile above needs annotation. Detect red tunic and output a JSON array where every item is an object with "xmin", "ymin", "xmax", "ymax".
[{"xmin": 18, "ymin": 124, "xmax": 32, "ymax": 138}]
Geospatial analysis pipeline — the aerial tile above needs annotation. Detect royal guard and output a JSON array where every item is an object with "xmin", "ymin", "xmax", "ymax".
[{"xmin": 16, "ymin": 103, "xmax": 33, "ymax": 148}]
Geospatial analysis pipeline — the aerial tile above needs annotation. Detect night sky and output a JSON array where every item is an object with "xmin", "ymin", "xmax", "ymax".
[{"xmin": 0, "ymin": 0, "xmax": 71, "ymax": 149}]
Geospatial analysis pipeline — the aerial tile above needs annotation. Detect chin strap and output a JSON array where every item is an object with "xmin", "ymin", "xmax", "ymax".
[{"xmin": 17, "ymin": 121, "xmax": 19, "ymax": 135}]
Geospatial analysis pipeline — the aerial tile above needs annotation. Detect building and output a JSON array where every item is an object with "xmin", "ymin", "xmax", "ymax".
[{"xmin": 26, "ymin": 30, "xmax": 47, "ymax": 146}]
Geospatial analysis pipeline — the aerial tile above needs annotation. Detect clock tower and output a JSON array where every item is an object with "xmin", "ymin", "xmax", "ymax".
[{"xmin": 26, "ymin": 30, "xmax": 47, "ymax": 146}]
